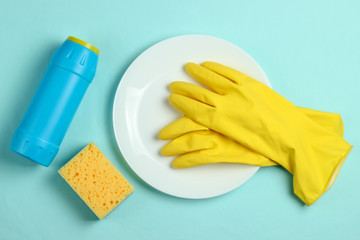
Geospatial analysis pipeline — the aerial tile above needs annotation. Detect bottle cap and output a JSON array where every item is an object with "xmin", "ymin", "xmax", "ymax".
[{"xmin": 67, "ymin": 36, "xmax": 100, "ymax": 55}]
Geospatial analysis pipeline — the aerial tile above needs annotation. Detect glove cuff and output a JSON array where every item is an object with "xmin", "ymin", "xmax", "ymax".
[{"xmin": 294, "ymin": 141, "xmax": 353, "ymax": 206}]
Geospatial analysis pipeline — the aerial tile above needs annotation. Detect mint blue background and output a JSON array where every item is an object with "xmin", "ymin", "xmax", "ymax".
[{"xmin": 0, "ymin": 0, "xmax": 359, "ymax": 239}]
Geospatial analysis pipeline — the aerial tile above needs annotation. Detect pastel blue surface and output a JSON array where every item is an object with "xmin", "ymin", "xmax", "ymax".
[{"xmin": 0, "ymin": 0, "xmax": 359, "ymax": 239}]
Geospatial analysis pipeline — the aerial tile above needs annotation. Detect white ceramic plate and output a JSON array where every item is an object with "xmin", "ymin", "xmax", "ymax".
[{"xmin": 113, "ymin": 34, "xmax": 271, "ymax": 199}]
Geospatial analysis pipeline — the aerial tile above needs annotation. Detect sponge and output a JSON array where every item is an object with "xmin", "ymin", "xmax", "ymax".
[{"xmin": 58, "ymin": 142, "xmax": 134, "ymax": 219}]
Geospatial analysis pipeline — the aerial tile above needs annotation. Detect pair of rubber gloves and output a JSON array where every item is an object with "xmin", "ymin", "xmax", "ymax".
[{"xmin": 158, "ymin": 62, "xmax": 352, "ymax": 206}]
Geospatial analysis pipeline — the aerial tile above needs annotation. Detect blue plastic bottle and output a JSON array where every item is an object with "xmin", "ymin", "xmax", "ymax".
[{"xmin": 10, "ymin": 36, "xmax": 99, "ymax": 166}]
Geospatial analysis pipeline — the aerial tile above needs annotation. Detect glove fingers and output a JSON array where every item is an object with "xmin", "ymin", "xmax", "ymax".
[
  {"xmin": 158, "ymin": 116, "xmax": 208, "ymax": 140},
  {"xmin": 169, "ymin": 93, "xmax": 215, "ymax": 125},
  {"xmin": 159, "ymin": 107, "xmax": 344, "ymax": 141},
  {"xmin": 162, "ymin": 129, "xmax": 279, "ymax": 168},
  {"xmin": 172, "ymin": 151, "xmax": 220, "ymax": 168},
  {"xmin": 185, "ymin": 62, "xmax": 233, "ymax": 94},
  {"xmin": 172, "ymin": 149, "xmax": 278, "ymax": 169},
  {"xmin": 202, "ymin": 62, "xmax": 255, "ymax": 85},
  {"xmin": 169, "ymin": 81, "xmax": 219, "ymax": 107},
  {"xmin": 161, "ymin": 131, "xmax": 214, "ymax": 156}
]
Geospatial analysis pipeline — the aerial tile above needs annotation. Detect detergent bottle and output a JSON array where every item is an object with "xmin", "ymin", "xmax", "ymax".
[{"xmin": 10, "ymin": 36, "xmax": 99, "ymax": 166}]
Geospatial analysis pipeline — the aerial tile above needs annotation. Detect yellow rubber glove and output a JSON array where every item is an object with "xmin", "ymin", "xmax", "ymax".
[
  {"xmin": 167, "ymin": 62, "xmax": 352, "ymax": 206},
  {"xmin": 159, "ymin": 107, "xmax": 345, "ymax": 169}
]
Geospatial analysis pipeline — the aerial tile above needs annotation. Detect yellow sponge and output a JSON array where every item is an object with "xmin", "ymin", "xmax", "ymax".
[{"xmin": 58, "ymin": 142, "xmax": 134, "ymax": 219}]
